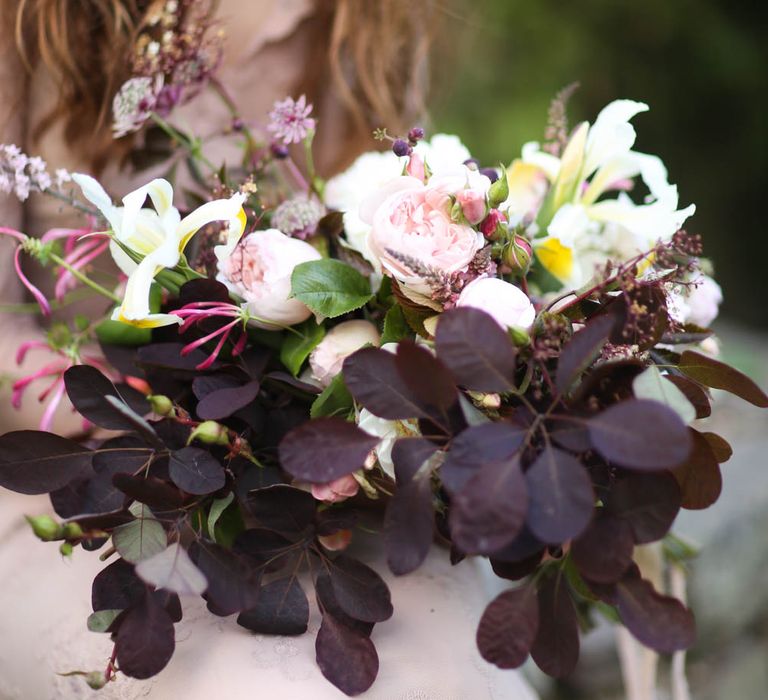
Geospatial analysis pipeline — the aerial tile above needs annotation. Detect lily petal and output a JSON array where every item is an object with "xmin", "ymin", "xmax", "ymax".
[
  {"xmin": 583, "ymin": 99, "xmax": 648, "ymax": 178},
  {"xmin": 72, "ymin": 173, "xmax": 123, "ymax": 234},
  {"xmin": 175, "ymin": 193, "xmax": 247, "ymax": 259}
]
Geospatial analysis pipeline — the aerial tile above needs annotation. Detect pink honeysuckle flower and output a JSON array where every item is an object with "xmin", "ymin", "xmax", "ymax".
[
  {"xmin": 1, "ymin": 226, "xmax": 52, "ymax": 316},
  {"xmin": 267, "ymin": 95, "xmax": 316, "ymax": 145},
  {"xmin": 175, "ymin": 301, "xmax": 248, "ymax": 370}
]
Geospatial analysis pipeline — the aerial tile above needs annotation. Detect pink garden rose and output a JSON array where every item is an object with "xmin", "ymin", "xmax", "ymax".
[
  {"xmin": 311, "ymin": 474, "xmax": 360, "ymax": 503},
  {"xmin": 309, "ymin": 319, "xmax": 380, "ymax": 387},
  {"xmin": 361, "ymin": 173, "xmax": 485, "ymax": 296},
  {"xmin": 456, "ymin": 188, "xmax": 487, "ymax": 225},
  {"xmin": 217, "ymin": 228, "xmax": 320, "ymax": 329},
  {"xmin": 456, "ymin": 276, "xmax": 536, "ymax": 329}
]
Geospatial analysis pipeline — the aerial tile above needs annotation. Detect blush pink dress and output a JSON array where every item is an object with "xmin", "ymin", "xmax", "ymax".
[{"xmin": 0, "ymin": 3, "xmax": 540, "ymax": 698}]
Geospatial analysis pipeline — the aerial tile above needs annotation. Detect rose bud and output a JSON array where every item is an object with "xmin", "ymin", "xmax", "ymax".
[
  {"xmin": 311, "ymin": 474, "xmax": 360, "ymax": 503},
  {"xmin": 456, "ymin": 277, "xmax": 536, "ymax": 330},
  {"xmin": 189, "ymin": 420, "xmax": 230, "ymax": 446},
  {"xmin": 147, "ymin": 394, "xmax": 175, "ymax": 417},
  {"xmin": 455, "ymin": 189, "xmax": 487, "ymax": 226},
  {"xmin": 488, "ymin": 168, "xmax": 509, "ymax": 208},
  {"xmin": 309, "ymin": 320, "xmax": 380, "ymax": 387},
  {"xmin": 59, "ymin": 542, "xmax": 74, "ymax": 558},
  {"xmin": 25, "ymin": 515, "xmax": 62, "ymax": 541},
  {"xmin": 502, "ymin": 235, "xmax": 533, "ymax": 277},
  {"xmin": 406, "ymin": 152, "xmax": 426, "ymax": 181},
  {"xmin": 479, "ymin": 209, "xmax": 507, "ymax": 240}
]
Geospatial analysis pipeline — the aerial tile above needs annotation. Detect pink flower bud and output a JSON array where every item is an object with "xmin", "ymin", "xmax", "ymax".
[
  {"xmin": 502, "ymin": 235, "xmax": 533, "ymax": 277},
  {"xmin": 311, "ymin": 474, "xmax": 360, "ymax": 503},
  {"xmin": 479, "ymin": 209, "xmax": 507, "ymax": 240},
  {"xmin": 405, "ymin": 153, "xmax": 426, "ymax": 181},
  {"xmin": 456, "ymin": 189, "xmax": 487, "ymax": 225}
]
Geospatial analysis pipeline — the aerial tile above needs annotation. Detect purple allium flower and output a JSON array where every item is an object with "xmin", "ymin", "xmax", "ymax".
[{"xmin": 267, "ymin": 95, "xmax": 316, "ymax": 145}]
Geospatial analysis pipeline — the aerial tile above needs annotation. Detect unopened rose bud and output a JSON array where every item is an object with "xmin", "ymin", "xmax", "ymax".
[
  {"xmin": 479, "ymin": 210, "xmax": 507, "ymax": 240},
  {"xmin": 488, "ymin": 168, "xmax": 509, "ymax": 208},
  {"xmin": 148, "ymin": 394, "xmax": 175, "ymax": 417},
  {"xmin": 85, "ymin": 672, "xmax": 107, "ymax": 690},
  {"xmin": 62, "ymin": 521, "xmax": 84, "ymax": 539},
  {"xmin": 456, "ymin": 189, "xmax": 487, "ymax": 226},
  {"xmin": 188, "ymin": 420, "xmax": 230, "ymax": 446},
  {"xmin": 26, "ymin": 514, "xmax": 63, "ymax": 541},
  {"xmin": 502, "ymin": 235, "xmax": 532, "ymax": 277},
  {"xmin": 406, "ymin": 153, "xmax": 426, "ymax": 181}
]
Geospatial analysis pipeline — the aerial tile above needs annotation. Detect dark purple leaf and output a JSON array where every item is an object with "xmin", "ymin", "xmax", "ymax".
[
  {"xmin": 92, "ymin": 559, "xmax": 145, "ymax": 612},
  {"xmin": 664, "ymin": 375, "xmax": 711, "ymax": 419},
  {"xmin": 168, "ymin": 447, "xmax": 225, "ymax": 495},
  {"xmin": 328, "ymin": 555, "xmax": 393, "ymax": 623},
  {"xmin": 342, "ymin": 347, "xmax": 429, "ymax": 419},
  {"xmin": 74, "ymin": 508, "xmax": 133, "ymax": 532},
  {"xmin": 679, "ymin": 350, "xmax": 768, "ymax": 407},
  {"xmin": 490, "ymin": 527, "xmax": 545, "ymax": 563},
  {"xmin": 441, "ymin": 422, "xmax": 526, "ymax": 494},
  {"xmin": 178, "ymin": 278, "xmax": 230, "ymax": 305},
  {"xmin": 314, "ymin": 572, "xmax": 374, "ymax": 636},
  {"xmin": 192, "ymin": 374, "xmax": 240, "ymax": 400},
  {"xmin": 394, "ymin": 341, "xmax": 457, "ymax": 410},
  {"xmin": 616, "ymin": 575, "xmax": 696, "ymax": 653},
  {"xmin": 384, "ymin": 439, "xmax": 437, "ymax": 575},
  {"xmin": 434, "ymin": 307, "xmax": 517, "ymax": 392},
  {"xmin": 237, "ymin": 577, "xmax": 309, "ymax": 635},
  {"xmin": 234, "ymin": 528, "xmax": 295, "ymax": 570},
  {"xmin": 196, "ymin": 380, "xmax": 260, "ymax": 420},
  {"xmin": 0, "ymin": 431, "xmax": 92, "ymax": 495},
  {"xmin": 490, "ymin": 551, "xmax": 544, "ymax": 581},
  {"xmin": 316, "ymin": 614, "xmax": 379, "ymax": 696},
  {"xmin": 316, "ymin": 509, "xmax": 359, "ymax": 537},
  {"xmin": 670, "ymin": 429, "xmax": 722, "ymax": 510},
  {"xmin": 112, "ymin": 473, "xmax": 186, "ymax": 511},
  {"xmin": 607, "ymin": 472, "xmax": 681, "ymax": 544},
  {"xmin": 530, "ymin": 574, "xmax": 580, "ymax": 678},
  {"xmin": 571, "ymin": 512, "xmax": 634, "ymax": 583},
  {"xmin": 476, "ymin": 585, "xmax": 539, "ymax": 669},
  {"xmin": 279, "ymin": 418, "xmax": 378, "ymax": 483},
  {"xmin": 525, "ymin": 445, "xmax": 594, "ymax": 544},
  {"xmin": 116, "ymin": 590, "xmax": 175, "ymax": 679},
  {"xmin": 588, "ymin": 399, "xmax": 692, "ymax": 470},
  {"xmin": 263, "ymin": 371, "xmax": 321, "ymax": 394},
  {"xmin": 138, "ymin": 342, "xmax": 215, "ymax": 371},
  {"xmin": 555, "ymin": 315, "xmax": 615, "ymax": 394},
  {"xmin": 188, "ymin": 541, "xmax": 262, "ymax": 615},
  {"xmin": 549, "ymin": 422, "xmax": 591, "ymax": 452},
  {"xmin": 247, "ymin": 485, "xmax": 317, "ymax": 534},
  {"xmin": 449, "ymin": 457, "xmax": 527, "ymax": 555},
  {"xmin": 701, "ymin": 432, "xmax": 732, "ymax": 463}
]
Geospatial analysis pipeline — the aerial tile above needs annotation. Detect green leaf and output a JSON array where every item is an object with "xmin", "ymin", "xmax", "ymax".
[
  {"xmin": 87, "ymin": 609, "xmax": 123, "ymax": 633},
  {"xmin": 280, "ymin": 319, "xmax": 325, "ymax": 376},
  {"xmin": 207, "ymin": 492, "xmax": 235, "ymax": 543},
  {"xmin": 632, "ymin": 366, "xmax": 696, "ymax": 424},
  {"xmin": 679, "ymin": 350, "xmax": 768, "ymax": 407},
  {"xmin": 291, "ymin": 259, "xmax": 374, "ymax": 318},
  {"xmin": 311, "ymin": 373, "xmax": 354, "ymax": 418},
  {"xmin": 380, "ymin": 305, "xmax": 411, "ymax": 345},
  {"xmin": 113, "ymin": 509, "xmax": 167, "ymax": 564}
]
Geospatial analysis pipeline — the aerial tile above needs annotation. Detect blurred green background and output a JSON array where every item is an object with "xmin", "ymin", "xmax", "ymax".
[{"xmin": 433, "ymin": 0, "xmax": 768, "ymax": 329}]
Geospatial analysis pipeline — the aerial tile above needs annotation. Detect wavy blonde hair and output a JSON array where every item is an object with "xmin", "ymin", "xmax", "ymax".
[{"xmin": 10, "ymin": 0, "xmax": 440, "ymax": 171}]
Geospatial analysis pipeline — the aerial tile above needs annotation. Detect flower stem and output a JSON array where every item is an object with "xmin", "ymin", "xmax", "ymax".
[
  {"xmin": 48, "ymin": 252, "xmax": 120, "ymax": 304},
  {"xmin": 150, "ymin": 113, "xmax": 218, "ymax": 173}
]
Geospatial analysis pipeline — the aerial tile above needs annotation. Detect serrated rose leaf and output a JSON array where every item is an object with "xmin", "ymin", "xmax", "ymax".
[
  {"xmin": 279, "ymin": 418, "xmax": 378, "ymax": 483},
  {"xmin": 0, "ymin": 431, "xmax": 92, "ymax": 495},
  {"xmin": 679, "ymin": 350, "xmax": 768, "ymax": 407},
  {"xmin": 530, "ymin": 574, "xmax": 580, "ymax": 678},
  {"xmin": 476, "ymin": 585, "xmax": 539, "ymax": 669},
  {"xmin": 588, "ymin": 399, "xmax": 692, "ymax": 470},
  {"xmin": 434, "ymin": 307, "xmax": 517, "ymax": 392},
  {"xmin": 116, "ymin": 591, "xmax": 175, "ymax": 679},
  {"xmin": 607, "ymin": 472, "xmax": 681, "ymax": 544},
  {"xmin": 632, "ymin": 366, "xmax": 696, "ymax": 424},
  {"xmin": 291, "ymin": 258, "xmax": 374, "ymax": 318},
  {"xmin": 525, "ymin": 445, "xmax": 594, "ymax": 544},
  {"xmin": 316, "ymin": 614, "xmax": 379, "ymax": 696},
  {"xmin": 670, "ymin": 429, "xmax": 722, "ymax": 510},
  {"xmin": 280, "ymin": 319, "xmax": 325, "ymax": 376},
  {"xmin": 237, "ymin": 577, "xmax": 309, "ymax": 635},
  {"xmin": 188, "ymin": 541, "xmax": 261, "ymax": 615},
  {"xmin": 616, "ymin": 575, "xmax": 696, "ymax": 653},
  {"xmin": 343, "ymin": 347, "xmax": 428, "ymax": 420},
  {"xmin": 449, "ymin": 457, "xmax": 527, "ymax": 555},
  {"xmin": 328, "ymin": 555, "xmax": 393, "ymax": 623},
  {"xmin": 113, "ymin": 515, "xmax": 167, "ymax": 564},
  {"xmin": 441, "ymin": 422, "xmax": 526, "ymax": 494},
  {"xmin": 394, "ymin": 341, "xmax": 457, "ymax": 410},
  {"xmin": 571, "ymin": 512, "xmax": 634, "ymax": 583},
  {"xmin": 196, "ymin": 379, "xmax": 260, "ymax": 420},
  {"xmin": 168, "ymin": 447, "xmax": 225, "ymax": 495},
  {"xmin": 135, "ymin": 543, "xmax": 207, "ymax": 595},
  {"xmin": 556, "ymin": 315, "xmax": 615, "ymax": 394},
  {"xmin": 247, "ymin": 484, "xmax": 317, "ymax": 534}
]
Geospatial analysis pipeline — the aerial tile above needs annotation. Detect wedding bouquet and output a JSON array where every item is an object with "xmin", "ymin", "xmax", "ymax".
[{"xmin": 1, "ymin": 83, "xmax": 766, "ymax": 696}]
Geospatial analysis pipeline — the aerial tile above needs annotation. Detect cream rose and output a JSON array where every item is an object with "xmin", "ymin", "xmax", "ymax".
[
  {"xmin": 456, "ymin": 277, "xmax": 536, "ymax": 329},
  {"xmin": 361, "ymin": 174, "xmax": 484, "ymax": 297},
  {"xmin": 217, "ymin": 228, "xmax": 321, "ymax": 329},
  {"xmin": 309, "ymin": 320, "xmax": 381, "ymax": 387}
]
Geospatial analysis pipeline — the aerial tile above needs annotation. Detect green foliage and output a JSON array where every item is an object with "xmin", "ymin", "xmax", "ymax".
[{"xmin": 291, "ymin": 259, "xmax": 374, "ymax": 319}]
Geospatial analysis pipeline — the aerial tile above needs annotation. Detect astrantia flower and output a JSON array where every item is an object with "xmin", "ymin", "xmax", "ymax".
[
  {"xmin": 112, "ymin": 76, "xmax": 164, "ymax": 138},
  {"xmin": 267, "ymin": 95, "xmax": 316, "ymax": 145},
  {"xmin": 73, "ymin": 174, "xmax": 246, "ymax": 327},
  {"xmin": 271, "ymin": 194, "xmax": 325, "ymax": 239}
]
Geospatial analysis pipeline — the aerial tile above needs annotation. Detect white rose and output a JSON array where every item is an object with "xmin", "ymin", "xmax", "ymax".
[
  {"xmin": 456, "ymin": 277, "xmax": 536, "ymax": 329},
  {"xmin": 309, "ymin": 320, "xmax": 381, "ymax": 387},
  {"xmin": 216, "ymin": 228, "xmax": 321, "ymax": 329},
  {"xmin": 685, "ymin": 275, "xmax": 723, "ymax": 328}
]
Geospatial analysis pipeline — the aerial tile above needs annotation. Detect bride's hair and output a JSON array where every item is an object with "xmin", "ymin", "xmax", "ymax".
[{"xmin": 10, "ymin": 0, "xmax": 438, "ymax": 170}]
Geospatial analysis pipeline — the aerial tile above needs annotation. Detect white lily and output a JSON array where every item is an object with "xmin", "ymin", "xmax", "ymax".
[
  {"xmin": 506, "ymin": 100, "xmax": 695, "ymax": 288},
  {"xmin": 73, "ymin": 174, "xmax": 247, "ymax": 327}
]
